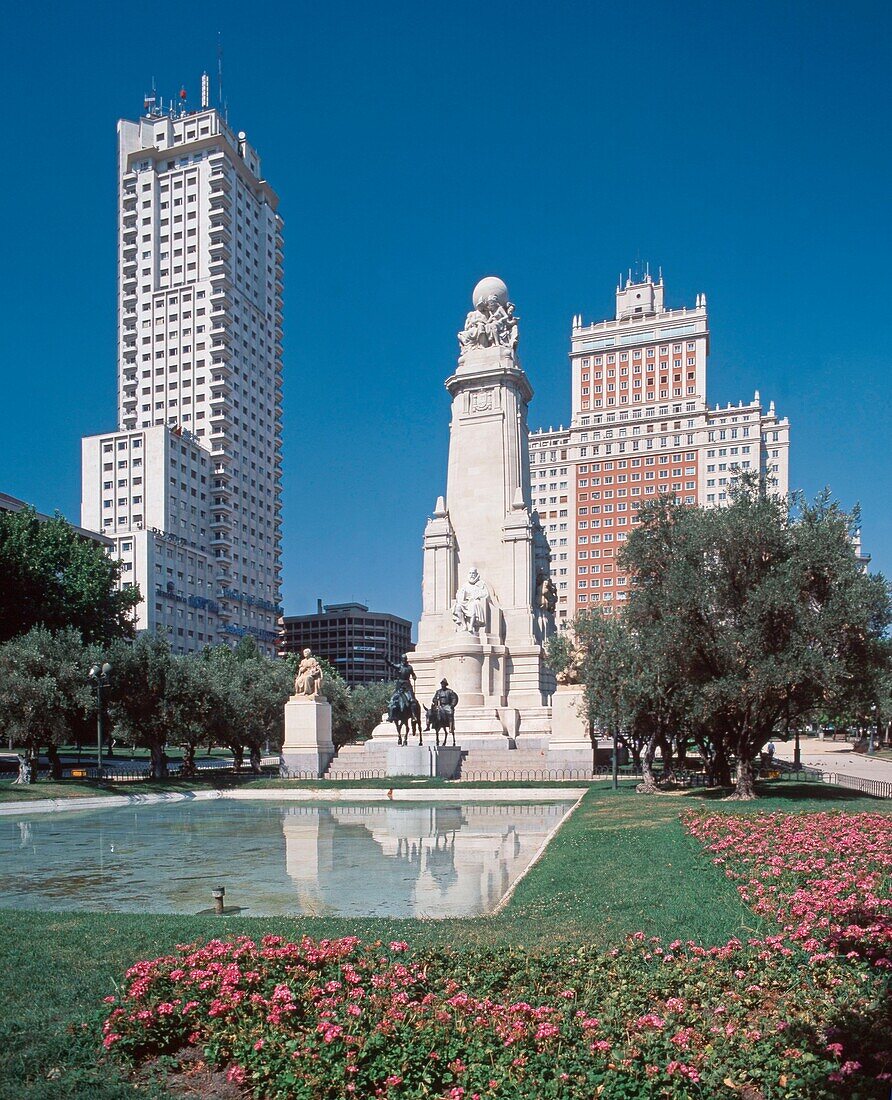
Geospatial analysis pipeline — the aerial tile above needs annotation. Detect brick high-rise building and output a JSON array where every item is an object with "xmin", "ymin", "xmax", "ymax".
[
  {"xmin": 81, "ymin": 80, "xmax": 283, "ymax": 653},
  {"xmin": 529, "ymin": 272, "xmax": 790, "ymax": 620}
]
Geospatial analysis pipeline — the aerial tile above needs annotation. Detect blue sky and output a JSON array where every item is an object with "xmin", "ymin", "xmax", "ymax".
[{"xmin": 1, "ymin": 0, "xmax": 889, "ymax": 624}]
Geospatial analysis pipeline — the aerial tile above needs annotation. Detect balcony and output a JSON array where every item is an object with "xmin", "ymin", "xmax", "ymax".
[{"xmin": 209, "ymin": 190, "xmax": 231, "ymax": 213}]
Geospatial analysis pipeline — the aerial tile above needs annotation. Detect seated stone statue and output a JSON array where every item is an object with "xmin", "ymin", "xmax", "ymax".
[
  {"xmin": 294, "ymin": 648, "xmax": 323, "ymax": 699},
  {"xmin": 452, "ymin": 568, "xmax": 489, "ymax": 634}
]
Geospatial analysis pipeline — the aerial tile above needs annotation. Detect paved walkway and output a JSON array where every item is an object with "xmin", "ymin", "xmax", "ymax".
[{"xmin": 772, "ymin": 737, "xmax": 892, "ymax": 784}]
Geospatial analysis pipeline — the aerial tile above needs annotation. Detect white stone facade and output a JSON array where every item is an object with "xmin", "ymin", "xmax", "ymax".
[
  {"xmin": 81, "ymin": 98, "xmax": 283, "ymax": 653},
  {"xmin": 531, "ymin": 274, "xmax": 791, "ymax": 620}
]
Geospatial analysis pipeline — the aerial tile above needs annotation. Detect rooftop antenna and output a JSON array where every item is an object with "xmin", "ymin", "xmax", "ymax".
[
  {"xmin": 201, "ymin": 71, "xmax": 210, "ymax": 109},
  {"xmin": 143, "ymin": 77, "xmax": 156, "ymax": 115},
  {"xmin": 217, "ymin": 32, "xmax": 228, "ymax": 123}
]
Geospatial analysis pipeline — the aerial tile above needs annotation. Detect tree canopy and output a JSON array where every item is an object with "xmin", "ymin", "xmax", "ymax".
[
  {"xmin": 0, "ymin": 506, "xmax": 140, "ymax": 644},
  {"xmin": 554, "ymin": 478, "xmax": 891, "ymax": 799}
]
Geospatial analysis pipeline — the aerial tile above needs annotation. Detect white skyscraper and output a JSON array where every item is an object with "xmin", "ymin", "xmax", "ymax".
[{"xmin": 82, "ymin": 83, "xmax": 283, "ymax": 654}]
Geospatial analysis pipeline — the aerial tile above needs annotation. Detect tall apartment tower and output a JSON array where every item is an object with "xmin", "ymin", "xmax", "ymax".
[
  {"xmin": 82, "ymin": 86, "xmax": 284, "ymax": 654},
  {"xmin": 530, "ymin": 272, "xmax": 789, "ymax": 620}
]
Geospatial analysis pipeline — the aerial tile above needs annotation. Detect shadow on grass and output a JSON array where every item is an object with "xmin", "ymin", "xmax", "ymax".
[{"xmin": 683, "ymin": 782, "xmax": 873, "ymax": 805}]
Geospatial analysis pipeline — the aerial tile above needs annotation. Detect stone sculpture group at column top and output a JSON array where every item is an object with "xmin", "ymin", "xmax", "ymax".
[{"xmin": 458, "ymin": 276, "xmax": 519, "ymax": 353}]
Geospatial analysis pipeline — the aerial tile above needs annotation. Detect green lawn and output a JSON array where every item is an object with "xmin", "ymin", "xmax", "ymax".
[{"xmin": 0, "ymin": 782, "xmax": 887, "ymax": 1099}]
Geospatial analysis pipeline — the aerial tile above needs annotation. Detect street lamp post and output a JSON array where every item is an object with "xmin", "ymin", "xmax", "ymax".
[
  {"xmin": 612, "ymin": 727, "xmax": 619, "ymax": 790},
  {"xmin": 793, "ymin": 725, "xmax": 801, "ymax": 771},
  {"xmin": 88, "ymin": 663, "xmax": 112, "ymax": 776}
]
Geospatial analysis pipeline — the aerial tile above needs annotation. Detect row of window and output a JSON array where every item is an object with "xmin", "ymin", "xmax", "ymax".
[{"xmin": 580, "ymin": 341, "xmax": 696, "ymax": 365}]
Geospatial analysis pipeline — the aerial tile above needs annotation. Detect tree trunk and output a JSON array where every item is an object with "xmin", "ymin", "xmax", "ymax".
[
  {"xmin": 28, "ymin": 749, "xmax": 39, "ymax": 784},
  {"xmin": 714, "ymin": 743, "xmax": 732, "ymax": 787},
  {"xmin": 658, "ymin": 734, "xmax": 674, "ymax": 779},
  {"xmin": 637, "ymin": 734, "xmax": 660, "ymax": 794},
  {"xmin": 181, "ymin": 741, "xmax": 196, "ymax": 779},
  {"xmin": 46, "ymin": 744, "xmax": 63, "ymax": 781},
  {"xmin": 150, "ymin": 741, "xmax": 168, "ymax": 780},
  {"xmin": 730, "ymin": 755, "xmax": 757, "ymax": 800},
  {"xmin": 13, "ymin": 753, "xmax": 31, "ymax": 785},
  {"xmin": 232, "ymin": 744, "xmax": 244, "ymax": 773},
  {"xmin": 249, "ymin": 744, "xmax": 262, "ymax": 775}
]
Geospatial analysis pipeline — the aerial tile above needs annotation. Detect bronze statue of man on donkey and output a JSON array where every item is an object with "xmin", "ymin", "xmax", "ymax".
[{"xmin": 425, "ymin": 679, "xmax": 459, "ymax": 747}]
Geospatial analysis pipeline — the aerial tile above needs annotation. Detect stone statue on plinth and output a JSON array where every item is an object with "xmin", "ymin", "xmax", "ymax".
[
  {"xmin": 281, "ymin": 647, "xmax": 333, "ymax": 778},
  {"xmin": 294, "ymin": 648, "xmax": 323, "ymax": 698},
  {"xmin": 452, "ymin": 568, "xmax": 489, "ymax": 633}
]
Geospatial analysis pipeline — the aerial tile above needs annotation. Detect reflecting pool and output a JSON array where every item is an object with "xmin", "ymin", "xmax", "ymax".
[{"xmin": 1, "ymin": 800, "xmax": 575, "ymax": 918}]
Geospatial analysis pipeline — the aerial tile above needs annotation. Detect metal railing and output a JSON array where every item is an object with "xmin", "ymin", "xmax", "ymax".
[
  {"xmin": 459, "ymin": 768, "xmax": 596, "ymax": 782},
  {"xmin": 825, "ymin": 772, "xmax": 892, "ymax": 800}
]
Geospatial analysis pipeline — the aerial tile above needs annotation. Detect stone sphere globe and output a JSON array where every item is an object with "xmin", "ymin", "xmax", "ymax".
[{"xmin": 473, "ymin": 276, "xmax": 508, "ymax": 310}]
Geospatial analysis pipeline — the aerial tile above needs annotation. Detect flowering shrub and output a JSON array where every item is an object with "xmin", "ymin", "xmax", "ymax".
[
  {"xmin": 684, "ymin": 810, "xmax": 892, "ymax": 967},
  {"xmin": 102, "ymin": 933, "xmax": 892, "ymax": 1098}
]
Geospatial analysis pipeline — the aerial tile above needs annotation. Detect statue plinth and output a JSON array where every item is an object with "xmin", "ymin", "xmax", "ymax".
[
  {"xmin": 547, "ymin": 685, "xmax": 594, "ymax": 771},
  {"xmin": 281, "ymin": 696, "xmax": 334, "ymax": 778}
]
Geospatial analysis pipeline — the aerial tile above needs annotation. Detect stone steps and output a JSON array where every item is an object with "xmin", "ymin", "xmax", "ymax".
[
  {"xmin": 326, "ymin": 743, "xmax": 387, "ymax": 779},
  {"xmin": 458, "ymin": 746, "xmax": 557, "ymax": 779}
]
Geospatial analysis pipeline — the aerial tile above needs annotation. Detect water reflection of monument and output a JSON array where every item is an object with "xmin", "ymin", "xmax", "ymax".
[{"xmin": 281, "ymin": 803, "xmax": 568, "ymax": 918}]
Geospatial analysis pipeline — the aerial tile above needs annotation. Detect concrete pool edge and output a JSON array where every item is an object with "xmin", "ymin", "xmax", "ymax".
[{"xmin": 0, "ymin": 786, "xmax": 589, "ymax": 816}]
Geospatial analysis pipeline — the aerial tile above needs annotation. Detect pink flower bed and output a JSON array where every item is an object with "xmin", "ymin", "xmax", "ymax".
[
  {"xmin": 684, "ymin": 810, "xmax": 892, "ymax": 967},
  {"xmin": 101, "ymin": 932, "xmax": 892, "ymax": 1097}
]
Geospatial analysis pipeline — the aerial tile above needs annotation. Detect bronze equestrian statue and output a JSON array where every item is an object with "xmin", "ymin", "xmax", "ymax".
[{"xmin": 387, "ymin": 654, "xmax": 422, "ymax": 746}]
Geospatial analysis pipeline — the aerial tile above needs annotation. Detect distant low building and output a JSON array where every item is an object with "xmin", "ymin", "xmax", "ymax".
[
  {"xmin": 279, "ymin": 601, "xmax": 413, "ymax": 686},
  {"xmin": 0, "ymin": 492, "xmax": 112, "ymax": 549}
]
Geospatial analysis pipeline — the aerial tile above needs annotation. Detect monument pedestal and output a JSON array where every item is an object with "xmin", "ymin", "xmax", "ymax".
[
  {"xmin": 280, "ymin": 696, "xmax": 334, "ymax": 778},
  {"xmin": 547, "ymin": 685, "xmax": 594, "ymax": 772}
]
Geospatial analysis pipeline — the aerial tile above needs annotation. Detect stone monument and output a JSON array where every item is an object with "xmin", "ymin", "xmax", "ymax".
[
  {"xmin": 280, "ymin": 648, "xmax": 335, "ymax": 777},
  {"xmin": 407, "ymin": 276, "xmax": 557, "ymax": 748}
]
